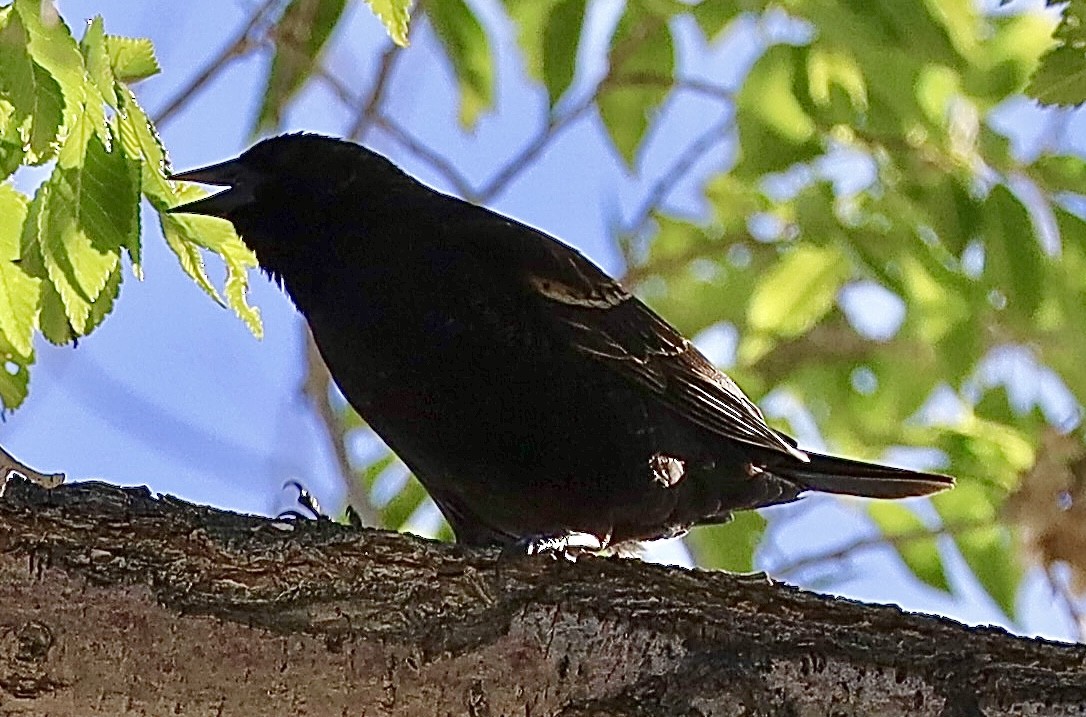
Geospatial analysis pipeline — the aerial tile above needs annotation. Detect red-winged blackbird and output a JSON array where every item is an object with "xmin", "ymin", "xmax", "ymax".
[{"xmin": 170, "ymin": 134, "xmax": 953, "ymax": 551}]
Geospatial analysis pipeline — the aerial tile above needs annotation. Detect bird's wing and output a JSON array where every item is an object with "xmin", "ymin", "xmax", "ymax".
[{"xmin": 518, "ymin": 238, "xmax": 805, "ymax": 460}]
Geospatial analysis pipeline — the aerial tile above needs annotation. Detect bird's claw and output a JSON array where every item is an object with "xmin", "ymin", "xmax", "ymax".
[
  {"xmin": 502, "ymin": 531, "xmax": 603, "ymax": 561},
  {"xmin": 278, "ymin": 480, "xmax": 326, "ymax": 521}
]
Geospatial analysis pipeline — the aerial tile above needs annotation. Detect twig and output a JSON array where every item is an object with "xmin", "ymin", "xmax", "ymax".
[
  {"xmin": 346, "ymin": 40, "xmax": 407, "ymax": 142},
  {"xmin": 622, "ymin": 111, "xmax": 734, "ymax": 239},
  {"xmin": 0, "ymin": 444, "xmax": 64, "ymax": 490},
  {"xmin": 372, "ymin": 114, "xmax": 477, "ymax": 198},
  {"xmin": 474, "ymin": 95, "xmax": 596, "ymax": 203},
  {"xmin": 300, "ymin": 327, "xmax": 379, "ymax": 527},
  {"xmin": 152, "ymin": 0, "xmax": 283, "ymax": 127}
]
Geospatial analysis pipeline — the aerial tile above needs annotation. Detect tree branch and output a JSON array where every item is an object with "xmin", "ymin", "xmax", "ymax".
[{"xmin": 0, "ymin": 476, "xmax": 1081, "ymax": 715}]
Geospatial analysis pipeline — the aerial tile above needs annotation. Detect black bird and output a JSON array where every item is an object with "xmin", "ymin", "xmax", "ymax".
[{"xmin": 169, "ymin": 134, "xmax": 953, "ymax": 552}]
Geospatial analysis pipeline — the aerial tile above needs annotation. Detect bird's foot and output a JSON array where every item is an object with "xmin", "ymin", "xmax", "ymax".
[
  {"xmin": 277, "ymin": 480, "xmax": 327, "ymax": 521},
  {"xmin": 502, "ymin": 531, "xmax": 603, "ymax": 561}
]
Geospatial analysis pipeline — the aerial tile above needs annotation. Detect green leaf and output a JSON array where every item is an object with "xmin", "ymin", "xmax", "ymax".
[
  {"xmin": 598, "ymin": 2, "xmax": 674, "ymax": 168},
  {"xmin": 867, "ymin": 502, "xmax": 950, "ymax": 594},
  {"xmin": 0, "ymin": 11, "xmax": 64, "ymax": 163},
  {"xmin": 734, "ymin": 44, "xmax": 820, "ymax": 177},
  {"xmin": 114, "ymin": 86, "xmax": 173, "ymax": 204},
  {"xmin": 0, "ymin": 328, "xmax": 31, "ymax": 411},
  {"xmin": 428, "ymin": 0, "xmax": 494, "ymax": 129},
  {"xmin": 934, "ymin": 481, "xmax": 1022, "ymax": 620},
  {"xmin": 161, "ymin": 185, "xmax": 263, "ymax": 337},
  {"xmin": 686, "ymin": 511, "xmax": 767, "ymax": 572},
  {"xmin": 254, "ymin": 0, "xmax": 347, "ymax": 134},
  {"xmin": 0, "ymin": 183, "xmax": 38, "ymax": 357},
  {"xmin": 982, "ymin": 185, "xmax": 1047, "ymax": 323},
  {"xmin": 12, "ymin": 0, "xmax": 87, "ymax": 147},
  {"xmin": 79, "ymin": 16, "xmax": 117, "ymax": 106},
  {"xmin": 691, "ymin": 1, "xmax": 743, "ymax": 42},
  {"xmin": 159, "ymin": 213, "xmax": 221, "ymax": 306},
  {"xmin": 115, "ymin": 85, "xmax": 260, "ymax": 333},
  {"xmin": 104, "ymin": 35, "xmax": 160, "ymax": 83},
  {"xmin": 747, "ymin": 244, "xmax": 849, "ymax": 338},
  {"xmin": 0, "ymin": 99, "xmax": 25, "ymax": 178},
  {"xmin": 542, "ymin": 0, "xmax": 586, "ymax": 107},
  {"xmin": 1027, "ymin": 0, "xmax": 1086, "ymax": 106},
  {"xmin": 363, "ymin": 0, "xmax": 410, "ymax": 47},
  {"xmin": 37, "ymin": 106, "xmax": 136, "ymax": 336},
  {"xmin": 37, "ymin": 275, "xmax": 72, "ymax": 344},
  {"xmin": 1031, "ymin": 153, "xmax": 1086, "ymax": 194}
]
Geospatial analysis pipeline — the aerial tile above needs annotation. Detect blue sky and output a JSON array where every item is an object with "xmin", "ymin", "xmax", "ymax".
[{"xmin": 5, "ymin": 0, "xmax": 1080, "ymax": 641}]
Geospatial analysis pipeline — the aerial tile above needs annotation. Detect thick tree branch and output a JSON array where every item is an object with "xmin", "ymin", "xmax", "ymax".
[{"xmin": 0, "ymin": 476, "xmax": 1081, "ymax": 716}]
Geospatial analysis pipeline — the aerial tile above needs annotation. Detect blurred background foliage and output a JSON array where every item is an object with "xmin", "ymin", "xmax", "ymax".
[{"xmin": 4, "ymin": 0, "xmax": 1086, "ymax": 635}]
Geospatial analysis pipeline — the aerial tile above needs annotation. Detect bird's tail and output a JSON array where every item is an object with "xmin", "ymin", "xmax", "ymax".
[{"xmin": 769, "ymin": 450, "xmax": 954, "ymax": 499}]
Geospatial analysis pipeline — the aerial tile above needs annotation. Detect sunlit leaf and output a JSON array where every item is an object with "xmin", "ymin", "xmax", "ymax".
[
  {"xmin": 747, "ymin": 244, "xmax": 849, "ymax": 338},
  {"xmin": 105, "ymin": 34, "xmax": 160, "ymax": 83},
  {"xmin": 79, "ymin": 16, "xmax": 117, "ymax": 106},
  {"xmin": 0, "ymin": 11, "xmax": 64, "ymax": 163},
  {"xmin": 363, "ymin": 0, "xmax": 410, "ymax": 47},
  {"xmin": 0, "ymin": 183, "xmax": 38, "ymax": 357},
  {"xmin": 161, "ymin": 185, "xmax": 263, "ymax": 337},
  {"xmin": 37, "ymin": 104, "xmax": 135, "ymax": 335},
  {"xmin": 0, "ymin": 329, "xmax": 31, "ymax": 411}
]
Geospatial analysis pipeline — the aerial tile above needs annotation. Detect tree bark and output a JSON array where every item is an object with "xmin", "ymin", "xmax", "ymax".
[{"xmin": 0, "ymin": 476, "xmax": 1081, "ymax": 716}]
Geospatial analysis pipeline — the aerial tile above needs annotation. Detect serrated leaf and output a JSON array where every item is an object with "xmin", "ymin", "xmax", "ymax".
[
  {"xmin": 79, "ymin": 16, "xmax": 117, "ymax": 106},
  {"xmin": 0, "ymin": 183, "xmax": 39, "ymax": 356},
  {"xmin": 37, "ymin": 275, "xmax": 72, "ymax": 344},
  {"xmin": 0, "ymin": 328, "xmax": 31, "ymax": 411},
  {"xmin": 161, "ymin": 184, "xmax": 263, "ymax": 337},
  {"xmin": 12, "ymin": 0, "xmax": 86, "ymax": 149},
  {"xmin": 38, "ymin": 107, "xmax": 135, "ymax": 335},
  {"xmin": 867, "ymin": 502, "xmax": 951, "ymax": 594},
  {"xmin": 159, "ymin": 213, "xmax": 221, "ymax": 306},
  {"xmin": 0, "ymin": 100, "xmax": 26, "ymax": 178},
  {"xmin": 363, "ymin": 0, "xmax": 410, "ymax": 47},
  {"xmin": 84, "ymin": 263, "xmax": 121, "ymax": 333},
  {"xmin": 429, "ymin": 0, "xmax": 494, "ymax": 129},
  {"xmin": 254, "ymin": 0, "xmax": 347, "ymax": 134},
  {"xmin": 115, "ymin": 85, "xmax": 173, "ymax": 204},
  {"xmin": 1027, "ymin": 0, "xmax": 1086, "ymax": 106},
  {"xmin": 686, "ymin": 511, "xmax": 767, "ymax": 572},
  {"xmin": 599, "ymin": 3, "xmax": 674, "ymax": 168},
  {"xmin": 747, "ymin": 244, "xmax": 849, "ymax": 337},
  {"xmin": 0, "ymin": 12, "xmax": 64, "ymax": 163},
  {"xmin": 104, "ymin": 34, "xmax": 160, "ymax": 83}
]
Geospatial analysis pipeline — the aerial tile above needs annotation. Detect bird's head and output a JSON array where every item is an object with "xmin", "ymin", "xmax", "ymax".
[{"xmin": 168, "ymin": 133, "xmax": 405, "ymax": 247}]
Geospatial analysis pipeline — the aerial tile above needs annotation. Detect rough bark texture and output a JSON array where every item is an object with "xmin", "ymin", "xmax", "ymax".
[{"xmin": 0, "ymin": 476, "xmax": 1082, "ymax": 716}]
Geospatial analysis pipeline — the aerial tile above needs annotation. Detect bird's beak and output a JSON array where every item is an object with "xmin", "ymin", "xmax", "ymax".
[{"xmin": 167, "ymin": 159, "xmax": 258, "ymax": 217}]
